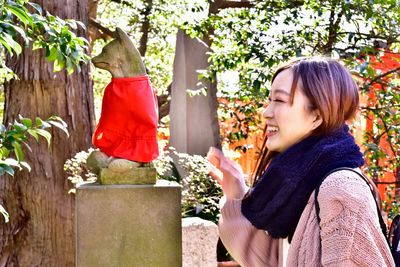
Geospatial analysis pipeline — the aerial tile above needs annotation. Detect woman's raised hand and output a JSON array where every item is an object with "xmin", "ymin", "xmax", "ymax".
[{"xmin": 206, "ymin": 147, "xmax": 247, "ymax": 200}]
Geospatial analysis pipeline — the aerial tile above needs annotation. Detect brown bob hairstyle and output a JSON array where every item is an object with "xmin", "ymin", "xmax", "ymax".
[{"xmin": 253, "ymin": 57, "xmax": 360, "ymax": 183}]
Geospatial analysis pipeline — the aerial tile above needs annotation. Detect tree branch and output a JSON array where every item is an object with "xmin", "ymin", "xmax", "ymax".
[
  {"xmin": 209, "ymin": 0, "xmax": 255, "ymax": 14},
  {"xmin": 157, "ymin": 83, "xmax": 172, "ymax": 121},
  {"xmin": 139, "ymin": 0, "xmax": 153, "ymax": 57},
  {"xmin": 364, "ymin": 65, "xmax": 400, "ymax": 87},
  {"xmin": 360, "ymin": 104, "xmax": 400, "ymax": 111},
  {"xmin": 338, "ymin": 31, "xmax": 397, "ymax": 40},
  {"xmin": 158, "ymin": 100, "xmax": 171, "ymax": 121},
  {"xmin": 218, "ymin": 0, "xmax": 254, "ymax": 9},
  {"xmin": 109, "ymin": 0, "xmax": 134, "ymax": 8},
  {"xmin": 322, "ymin": 2, "xmax": 344, "ymax": 54},
  {"xmin": 380, "ymin": 116, "xmax": 398, "ymax": 158}
]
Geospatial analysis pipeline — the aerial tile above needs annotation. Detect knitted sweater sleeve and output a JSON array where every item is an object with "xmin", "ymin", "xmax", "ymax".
[
  {"xmin": 218, "ymin": 196, "xmax": 281, "ymax": 267},
  {"xmin": 317, "ymin": 170, "xmax": 395, "ymax": 267}
]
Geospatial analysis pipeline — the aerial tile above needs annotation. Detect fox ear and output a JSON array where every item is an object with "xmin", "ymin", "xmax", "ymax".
[{"xmin": 114, "ymin": 27, "xmax": 131, "ymax": 45}]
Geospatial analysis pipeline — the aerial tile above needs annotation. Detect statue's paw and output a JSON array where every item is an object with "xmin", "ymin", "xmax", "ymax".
[
  {"xmin": 86, "ymin": 150, "xmax": 112, "ymax": 175},
  {"xmin": 142, "ymin": 162, "xmax": 154, "ymax": 168},
  {"xmin": 108, "ymin": 158, "xmax": 143, "ymax": 173}
]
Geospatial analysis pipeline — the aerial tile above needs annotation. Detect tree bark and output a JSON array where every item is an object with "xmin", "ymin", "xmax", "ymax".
[{"xmin": 0, "ymin": 0, "xmax": 94, "ymax": 266}]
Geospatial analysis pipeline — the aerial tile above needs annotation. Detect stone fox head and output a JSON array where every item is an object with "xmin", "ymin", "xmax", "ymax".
[{"xmin": 92, "ymin": 27, "xmax": 146, "ymax": 77}]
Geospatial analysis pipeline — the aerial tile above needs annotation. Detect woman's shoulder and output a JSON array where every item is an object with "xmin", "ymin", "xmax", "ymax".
[
  {"xmin": 317, "ymin": 168, "xmax": 373, "ymax": 207},
  {"xmin": 316, "ymin": 168, "xmax": 379, "ymax": 230}
]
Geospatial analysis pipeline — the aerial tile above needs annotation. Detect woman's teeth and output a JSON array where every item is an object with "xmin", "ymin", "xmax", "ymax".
[{"xmin": 268, "ymin": 126, "xmax": 279, "ymax": 133}]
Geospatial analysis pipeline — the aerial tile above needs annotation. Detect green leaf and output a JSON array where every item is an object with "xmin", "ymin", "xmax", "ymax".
[
  {"xmin": 53, "ymin": 57, "xmax": 65, "ymax": 72},
  {"xmin": 75, "ymin": 20, "xmax": 86, "ymax": 30},
  {"xmin": 66, "ymin": 20, "xmax": 77, "ymax": 30},
  {"xmin": 22, "ymin": 141, "xmax": 32, "ymax": 152},
  {"xmin": 19, "ymin": 117, "xmax": 32, "ymax": 128},
  {"xmin": 19, "ymin": 161, "xmax": 31, "ymax": 172},
  {"xmin": 35, "ymin": 117, "xmax": 43, "ymax": 127},
  {"xmin": 32, "ymin": 40, "xmax": 44, "ymax": 50},
  {"xmin": 13, "ymin": 142, "xmax": 24, "ymax": 162},
  {"xmin": 27, "ymin": 129, "xmax": 39, "ymax": 142},
  {"xmin": 48, "ymin": 120, "xmax": 69, "ymax": 137},
  {"xmin": 0, "ymin": 35, "xmax": 14, "ymax": 54},
  {"xmin": 0, "ymin": 124, "xmax": 6, "ymax": 134},
  {"xmin": 367, "ymin": 66, "xmax": 375, "ymax": 78},
  {"xmin": 27, "ymin": 2, "xmax": 43, "ymax": 14},
  {"xmin": 35, "ymin": 129, "xmax": 51, "ymax": 145},
  {"xmin": 47, "ymin": 116, "xmax": 67, "ymax": 127},
  {"xmin": 0, "ymin": 22, "xmax": 28, "ymax": 43},
  {"xmin": 1, "ymin": 32, "xmax": 22, "ymax": 55},
  {"xmin": 47, "ymin": 46, "xmax": 58, "ymax": 61},
  {"xmin": 3, "ymin": 158, "xmax": 20, "ymax": 168},
  {"xmin": 0, "ymin": 204, "xmax": 9, "ymax": 223},
  {"xmin": 0, "ymin": 164, "xmax": 15, "ymax": 176},
  {"xmin": 41, "ymin": 120, "xmax": 51, "ymax": 129},
  {"xmin": 13, "ymin": 121, "xmax": 27, "ymax": 132},
  {"xmin": 66, "ymin": 57, "xmax": 74, "ymax": 75},
  {"xmin": 0, "ymin": 148, "xmax": 10, "ymax": 158},
  {"xmin": 5, "ymin": 4, "xmax": 33, "ymax": 27}
]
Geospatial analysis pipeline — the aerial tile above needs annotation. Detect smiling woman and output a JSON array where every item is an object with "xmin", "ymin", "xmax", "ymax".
[
  {"xmin": 263, "ymin": 69, "xmax": 321, "ymax": 153},
  {"xmin": 207, "ymin": 57, "xmax": 395, "ymax": 267},
  {"xmin": 255, "ymin": 58, "xmax": 360, "ymax": 180}
]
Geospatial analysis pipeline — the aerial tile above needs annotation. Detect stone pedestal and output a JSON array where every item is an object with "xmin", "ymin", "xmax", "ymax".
[
  {"xmin": 98, "ymin": 166, "xmax": 157, "ymax": 185},
  {"xmin": 76, "ymin": 181, "xmax": 182, "ymax": 267},
  {"xmin": 182, "ymin": 217, "xmax": 219, "ymax": 267}
]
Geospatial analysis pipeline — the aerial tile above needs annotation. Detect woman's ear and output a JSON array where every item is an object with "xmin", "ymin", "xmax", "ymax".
[{"xmin": 312, "ymin": 110, "xmax": 323, "ymax": 130}]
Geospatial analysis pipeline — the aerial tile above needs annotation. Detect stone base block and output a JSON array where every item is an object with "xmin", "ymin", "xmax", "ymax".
[
  {"xmin": 98, "ymin": 166, "xmax": 157, "ymax": 185},
  {"xmin": 182, "ymin": 217, "xmax": 219, "ymax": 267},
  {"xmin": 76, "ymin": 181, "xmax": 182, "ymax": 267}
]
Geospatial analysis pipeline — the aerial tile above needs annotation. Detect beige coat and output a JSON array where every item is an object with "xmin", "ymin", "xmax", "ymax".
[{"xmin": 219, "ymin": 169, "xmax": 395, "ymax": 266}]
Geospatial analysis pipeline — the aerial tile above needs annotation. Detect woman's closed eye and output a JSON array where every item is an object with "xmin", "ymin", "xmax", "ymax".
[{"xmin": 268, "ymin": 97, "xmax": 285, "ymax": 103}]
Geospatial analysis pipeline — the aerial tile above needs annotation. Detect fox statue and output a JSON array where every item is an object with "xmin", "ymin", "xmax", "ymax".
[{"xmin": 87, "ymin": 27, "xmax": 159, "ymax": 184}]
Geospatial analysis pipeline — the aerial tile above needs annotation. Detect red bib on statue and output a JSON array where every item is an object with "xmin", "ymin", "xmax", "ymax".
[{"xmin": 92, "ymin": 75, "xmax": 159, "ymax": 162}]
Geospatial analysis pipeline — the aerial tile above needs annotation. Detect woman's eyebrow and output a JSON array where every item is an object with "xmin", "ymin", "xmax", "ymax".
[{"xmin": 272, "ymin": 89, "xmax": 290, "ymax": 96}]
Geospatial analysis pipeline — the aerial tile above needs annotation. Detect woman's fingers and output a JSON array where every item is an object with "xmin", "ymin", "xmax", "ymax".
[
  {"xmin": 207, "ymin": 147, "xmax": 247, "ymax": 199},
  {"xmin": 207, "ymin": 147, "xmax": 243, "ymax": 180},
  {"xmin": 207, "ymin": 147, "xmax": 222, "ymax": 183},
  {"xmin": 208, "ymin": 162, "xmax": 223, "ymax": 184},
  {"xmin": 225, "ymin": 158, "xmax": 244, "ymax": 173},
  {"xmin": 207, "ymin": 147, "xmax": 222, "ymax": 168}
]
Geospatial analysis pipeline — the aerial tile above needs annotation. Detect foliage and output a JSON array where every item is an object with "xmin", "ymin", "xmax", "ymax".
[
  {"xmin": 0, "ymin": 0, "xmax": 89, "ymax": 222},
  {"xmin": 350, "ymin": 57, "xmax": 400, "ymax": 180},
  {"xmin": 63, "ymin": 144, "xmax": 223, "ymax": 223},
  {"xmin": 218, "ymin": 97, "xmax": 264, "ymax": 148},
  {"xmin": 0, "ymin": 115, "xmax": 68, "ymax": 222},
  {"xmin": 92, "ymin": 1, "xmax": 399, "ymax": 181},
  {"xmin": 155, "ymin": 146, "xmax": 223, "ymax": 224},
  {"xmin": 64, "ymin": 148, "xmax": 96, "ymax": 194},
  {"xmin": 153, "ymin": 143, "xmax": 179, "ymax": 181},
  {"xmin": 182, "ymin": 0, "xmax": 400, "ymax": 181},
  {"xmin": 383, "ymin": 185, "xmax": 400, "ymax": 221},
  {"xmin": 0, "ymin": 0, "xmax": 90, "ymax": 79},
  {"xmin": 94, "ymin": 0, "xmax": 189, "ymax": 95},
  {"xmin": 178, "ymin": 153, "xmax": 222, "ymax": 223}
]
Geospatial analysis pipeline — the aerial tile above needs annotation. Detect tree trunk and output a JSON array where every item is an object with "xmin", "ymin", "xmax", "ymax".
[
  {"xmin": 138, "ymin": 0, "xmax": 153, "ymax": 57},
  {"xmin": 0, "ymin": 0, "xmax": 94, "ymax": 266}
]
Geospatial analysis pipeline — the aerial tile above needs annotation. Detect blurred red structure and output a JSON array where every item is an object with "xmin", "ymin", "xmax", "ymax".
[{"xmin": 356, "ymin": 51, "xmax": 400, "ymax": 198}]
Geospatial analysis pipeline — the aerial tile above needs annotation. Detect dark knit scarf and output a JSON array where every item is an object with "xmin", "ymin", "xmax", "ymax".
[{"xmin": 241, "ymin": 125, "xmax": 364, "ymax": 241}]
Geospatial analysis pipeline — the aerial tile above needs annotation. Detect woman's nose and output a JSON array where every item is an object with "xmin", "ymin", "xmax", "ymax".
[{"xmin": 263, "ymin": 104, "xmax": 273, "ymax": 119}]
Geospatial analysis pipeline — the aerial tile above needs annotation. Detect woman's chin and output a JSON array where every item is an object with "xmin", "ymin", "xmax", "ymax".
[{"xmin": 266, "ymin": 142, "xmax": 278, "ymax": 152}]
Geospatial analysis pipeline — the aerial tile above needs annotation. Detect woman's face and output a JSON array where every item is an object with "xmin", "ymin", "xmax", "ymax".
[{"xmin": 263, "ymin": 68, "xmax": 321, "ymax": 153}]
